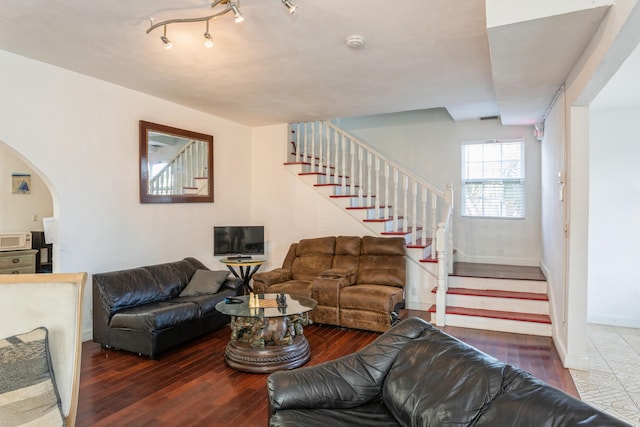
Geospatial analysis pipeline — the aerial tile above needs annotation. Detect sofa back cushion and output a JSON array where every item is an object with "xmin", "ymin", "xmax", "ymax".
[
  {"xmin": 291, "ymin": 237, "xmax": 336, "ymax": 281},
  {"xmin": 332, "ymin": 236, "xmax": 361, "ymax": 271},
  {"xmin": 145, "ymin": 257, "xmax": 206, "ymax": 298},
  {"xmin": 357, "ymin": 236, "xmax": 406, "ymax": 287},
  {"xmin": 382, "ymin": 327, "xmax": 506, "ymax": 426},
  {"xmin": 95, "ymin": 257, "xmax": 206, "ymax": 315},
  {"xmin": 95, "ymin": 267, "xmax": 164, "ymax": 315}
]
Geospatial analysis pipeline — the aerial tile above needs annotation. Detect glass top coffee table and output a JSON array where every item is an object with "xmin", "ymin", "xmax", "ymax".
[{"xmin": 215, "ymin": 293, "xmax": 317, "ymax": 373}]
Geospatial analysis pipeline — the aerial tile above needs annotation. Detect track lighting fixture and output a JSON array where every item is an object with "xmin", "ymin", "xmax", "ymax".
[
  {"xmin": 281, "ymin": 0, "xmax": 297, "ymax": 14},
  {"xmin": 229, "ymin": 1, "xmax": 244, "ymax": 23},
  {"xmin": 203, "ymin": 21, "xmax": 213, "ymax": 47},
  {"xmin": 146, "ymin": 0, "xmax": 297, "ymax": 49},
  {"xmin": 161, "ymin": 25, "xmax": 172, "ymax": 49}
]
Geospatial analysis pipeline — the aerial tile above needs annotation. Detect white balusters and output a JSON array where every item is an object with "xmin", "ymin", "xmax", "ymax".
[
  {"xmin": 349, "ymin": 140, "xmax": 356, "ymax": 196},
  {"xmin": 374, "ymin": 157, "xmax": 381, "ymax": 214},
  {"xmin": 431, "ymin": 192, "xmax": 437, "ymax": 258},
  {"xmin": 318, "ymin": 122, "xmax": 325, "ymax": 174},
  {"xmin": 357, "ymin": 145, "xmax": 364, "ymax": 204},
  {"xmin": 302, "ymin": 122, "xmax": 308, "ymax": 163},
  {"xmin": 402, "ymin": 174, "xmax": 409, "ymax": 233},
  {"xmin": 384, "ymin": 163, "xmax": 390, "ymax": 220},
  {"xmin": 393, "ymin": 169, "xmax": 399, "ymax": 231},
  {"xmin": 338, "ymin": 133, "xmax": 348, "ymax": 194},
  {"xmin": 365, "ymin": 151, "xmax": 372, "ymax": 208},
  {"xmin": 411, "ymin": 181, "xmax": 418, "ymax": 245}
]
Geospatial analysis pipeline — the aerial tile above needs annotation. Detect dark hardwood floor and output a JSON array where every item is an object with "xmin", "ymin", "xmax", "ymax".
[{"xmin": 77, "ymin": 310, "xmax": 578, "ymax": 426}]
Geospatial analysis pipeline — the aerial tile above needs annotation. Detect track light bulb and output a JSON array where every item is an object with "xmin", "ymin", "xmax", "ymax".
[
  {"xmin": 161, "ymin": 26, "xmax": 172, "ymax": 49},
  {"xmin": 161, "ymin": 35, "xmax": 172, "ymax": 49},
  {"xmin": 281, "ymin": 0, "xmax": 297, "ymax": 14},
  {"xmin": 204, "ymin": 32, "xmax": 213, "ymax": 48},
  {"xmin": 230, "ymin": 2, "xmax": 244, "ymax": 23}
]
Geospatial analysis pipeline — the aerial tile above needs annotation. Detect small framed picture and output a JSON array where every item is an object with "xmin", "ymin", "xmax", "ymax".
[{"xmin": 12, "ymin": 173, "xmax": 31, "ymax": 194}]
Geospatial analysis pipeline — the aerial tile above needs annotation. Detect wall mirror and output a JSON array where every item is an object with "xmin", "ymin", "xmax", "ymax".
[{"xmin": 139, "ymin": 120, "xmax": 214, "ymax": 203}]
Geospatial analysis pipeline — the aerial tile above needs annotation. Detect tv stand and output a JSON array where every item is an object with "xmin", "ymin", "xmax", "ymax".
[{"xmin": 220, "ymin": 257, "xmax": 266, "ymax": 294}]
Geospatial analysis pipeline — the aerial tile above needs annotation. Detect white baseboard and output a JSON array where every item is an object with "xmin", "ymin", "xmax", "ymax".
[
  {"xmin": 405, "ymin": 301, "xmax": 430, "ymax": 311},
  {"xmin": 587, "ymin": 315, "xmax": 640, "ymax": 329}
]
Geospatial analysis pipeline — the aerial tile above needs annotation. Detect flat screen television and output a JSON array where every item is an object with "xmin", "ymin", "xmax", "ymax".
[{"xmin": 214, "ymin": 226, "xmax": 264, "ymax": 259}]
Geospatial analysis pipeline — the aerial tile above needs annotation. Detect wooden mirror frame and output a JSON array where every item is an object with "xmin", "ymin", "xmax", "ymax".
[{"xmin": 139, "ymin": 120, "xmax": 214, "ymax": 203}]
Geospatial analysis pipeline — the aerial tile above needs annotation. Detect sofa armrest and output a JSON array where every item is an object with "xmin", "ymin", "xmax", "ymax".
[
  {"xmin": 268, "ymin": 352, "xmax": 376, "ymax": 413},
  {"xmin": 252, "ymin": 268, "xmax": 292, "ymax": 291},
  {"xmin": 319, "ymin": 268, "xmax": 356, "ymax": 284},
  {"xmin": 220, "ymin": 277, "xmax": 244, "ymax": 295},
  {"xmin": 268, "ymin": 317, "xmax": 432, "ymax": 414},
  {"xmin": 312, "ymin": 275, "xmax": 352, "ymax": 308}
]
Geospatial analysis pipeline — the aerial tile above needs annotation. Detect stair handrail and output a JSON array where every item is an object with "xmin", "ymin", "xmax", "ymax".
[
  {"xmin": 292, "ymin": 121, "xmax": 444, "ymax": 245},
  {"xmin": 290, "ymin": 120, "xmax": 451, "ymax": 256},
  {"xmin": 323, "ymin": 122, "xmax": 444, "ymax": 198}
]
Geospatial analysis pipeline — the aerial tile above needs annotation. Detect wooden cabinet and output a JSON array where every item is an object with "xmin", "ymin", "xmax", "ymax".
[{"xmin": 0, "ymin": 249, "xmax": 37, "ymax": 274}]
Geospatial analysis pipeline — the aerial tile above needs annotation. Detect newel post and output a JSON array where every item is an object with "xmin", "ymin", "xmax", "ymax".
[
  {"xmin": 435, "ymin": 221, "xmax": 447, "ymax": 326},
  {"xmin": 445, "ymin": 183, "xmax": 454, "ymax": 274}
]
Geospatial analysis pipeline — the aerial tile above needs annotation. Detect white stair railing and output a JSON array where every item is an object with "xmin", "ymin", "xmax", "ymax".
[
  {"xmin": 289, "ymin": 121, "xmax": 452, "ymax": 254},
  {"xmin": 149, "ymin": 140, "xmax": 208, "ymax": 195}
]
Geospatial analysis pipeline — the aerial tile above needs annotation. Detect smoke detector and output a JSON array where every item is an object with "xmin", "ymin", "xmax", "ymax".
[{"xmin": 345, "ymin": 34, "xmax": 366, "ymax": 49}]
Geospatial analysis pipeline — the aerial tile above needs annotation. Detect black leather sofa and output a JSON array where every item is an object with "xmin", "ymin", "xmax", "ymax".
[
  {"xmin": 268, "ymin": 317, "xmax": 630, "ymax": 426},
  {"xmin": 93, "ymin": 257, "xmax": 243, "ymax": 359}
]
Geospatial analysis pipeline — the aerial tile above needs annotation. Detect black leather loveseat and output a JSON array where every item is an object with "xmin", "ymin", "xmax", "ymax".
[
  {"xmin": 268, "ymin": 317, "xmax": 630, "ymax": 426},
  {"xmin": 93, "ymin": 257, "xmax": 243, "ymax": 359}
]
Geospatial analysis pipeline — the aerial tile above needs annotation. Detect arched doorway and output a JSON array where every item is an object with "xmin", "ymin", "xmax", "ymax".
[{"xmin": 0, "ymin": 141, "xmax": 56, "ymax": 272}]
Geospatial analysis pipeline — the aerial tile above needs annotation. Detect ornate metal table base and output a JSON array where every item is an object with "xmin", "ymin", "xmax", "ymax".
[{"xmin": 225, "ymin": 313, "xmax": 312, "ymax": 373}]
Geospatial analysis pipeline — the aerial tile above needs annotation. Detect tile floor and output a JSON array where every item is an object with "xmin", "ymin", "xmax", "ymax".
[{"xmin": 570, "ymin": 324, "xmax": 640, "ymax": 426}]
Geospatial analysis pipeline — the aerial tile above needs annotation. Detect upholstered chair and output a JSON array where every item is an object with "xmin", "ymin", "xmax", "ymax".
[
  {"xmin": 0, "ymin": 273, "xmax": 87, "ymax": 427},
  {"xmin": 252, "ymin": 236, "xmax": 336, "ymax": 297},
  {"xmin": 339, "ymin": 236, "xmax": 406, "ymax": 332}
]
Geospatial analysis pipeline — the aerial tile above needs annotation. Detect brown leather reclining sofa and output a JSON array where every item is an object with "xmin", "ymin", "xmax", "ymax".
[{"xmin": 252, "ymin": 235, "xmax": 406, "ymax": 332}]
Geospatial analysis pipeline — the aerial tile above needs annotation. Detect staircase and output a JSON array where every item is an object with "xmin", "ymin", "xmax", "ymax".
[
  {"xmin": 427, "ymin": 262, "xmax": 551, "ymax": 336},
  {"xmin": 286, "ymin": 121, "xmax": 551, "ymax": 336}
]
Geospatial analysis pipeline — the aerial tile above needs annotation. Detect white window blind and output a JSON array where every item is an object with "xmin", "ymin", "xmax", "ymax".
[{"xmin": 461, "ymin": 139, "xmax": 525, "ymax": 218}]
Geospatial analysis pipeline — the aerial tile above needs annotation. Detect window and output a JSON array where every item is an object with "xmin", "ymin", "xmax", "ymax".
[{"xmin": 461, "ymin": 139, "xmax": 525, "ymax": 218}]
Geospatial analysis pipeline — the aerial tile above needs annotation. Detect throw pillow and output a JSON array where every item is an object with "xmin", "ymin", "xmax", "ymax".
[
  {"xmin": 180, "ymin": 269, "xmax": 230, "ymax": 296},
  {"xmin": 0, "ymin": 327, "xmax": 64, "ymax": 427}
]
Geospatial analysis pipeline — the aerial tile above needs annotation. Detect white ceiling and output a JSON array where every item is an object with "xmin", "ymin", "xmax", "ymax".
[{"xmin": 0, "ymin": 0, "xmax": 623, "ymax": 126}]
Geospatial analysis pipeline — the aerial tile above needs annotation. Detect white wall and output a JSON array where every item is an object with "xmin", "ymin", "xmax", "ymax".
[
  {"xmin": 334, "ymin": 109, "xmax": 542, "ymax": 266},
  {"xmin": 540, "ymin": 91, "xmax": 569, "ymax": 360},
  {"xmin": 553, "ymin": 0, "xmax": 640, "ymax": 370},
  {"xmin": 0, "ymin": 143, "xmax": 53, "ymax": 232},
  {"xmin": 588, "ymin": 107, "xmax": 640, "ymax": 327},
  {"xmin": 0, "ymin": 50, "xmax": 253, "ymax": 338}
]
